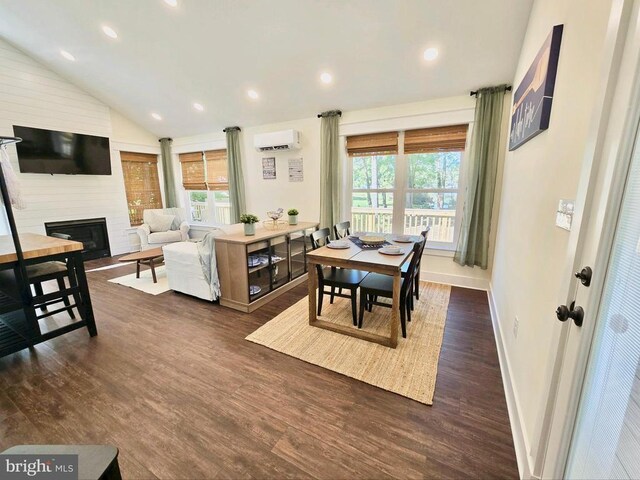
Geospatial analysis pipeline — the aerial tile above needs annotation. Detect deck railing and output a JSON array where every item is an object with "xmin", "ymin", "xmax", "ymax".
[
  {"xmin": 188, "ymin": 203, "xmax": 455, "ymax": 241},
  {"xmin": 351, "ymin": 208, "xmax": 456, "ymax": 243},
  {"xmin": 190, "ymin": 201, "xmax": 231, "ymax": 225}
]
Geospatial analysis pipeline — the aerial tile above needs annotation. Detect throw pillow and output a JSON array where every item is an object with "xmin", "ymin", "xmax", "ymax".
[{"xmin": 147, "ymin": 213, "xmax": 175, "ymax": 233}]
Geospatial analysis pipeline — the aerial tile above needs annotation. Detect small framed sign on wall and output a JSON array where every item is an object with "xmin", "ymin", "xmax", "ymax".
[
  {"xmin": 509, "ymin": 24, "xmax": 564, "ymax": 150},
  {"xmin": 288, "ymin": 157, "xmax": 303, "ymax": 182},
  {"xmin": 262, "ymin": 157, "xmax": 276, "ymax": 179}
]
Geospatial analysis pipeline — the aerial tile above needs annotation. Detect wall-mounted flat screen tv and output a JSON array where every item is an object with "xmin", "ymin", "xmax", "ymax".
[{"xmin": 13, "ymin": 125, "xmax": 112, "ymax": 175}]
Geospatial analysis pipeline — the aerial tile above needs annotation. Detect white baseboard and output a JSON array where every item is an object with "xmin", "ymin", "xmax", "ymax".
[
  {"xmin": 487, "ymin": 285, "xmax": 536, "ymax": 479},
  {"xmin": 420, "ymin": 270, "xmax": 489, "ymax": 290}
]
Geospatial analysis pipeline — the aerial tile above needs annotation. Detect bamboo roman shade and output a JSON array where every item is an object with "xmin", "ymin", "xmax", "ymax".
[
  {"xmin": 179, "ymin": 152, "xmax": 207, "ymax": 190},
  {"xmin": 120, "ymin": 151, "xmax": 163, "ymax": 225},
  {"xmin": 404, "ymin": 124, "xmax": 469, "ymax": 154},
  {"xmin": 179, "ymin": 150, "xmax": 229, "ymax": 191},
  {"xmin": 204, "ymin": 149, "xmax": 229, "ymax": 191},
  {"xmin": 346, "ymin": 131, "xmax": 398, "ymax": 156}
]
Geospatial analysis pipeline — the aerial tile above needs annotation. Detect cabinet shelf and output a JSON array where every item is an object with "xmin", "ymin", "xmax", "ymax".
[{"xmin": 247, "ymin": 256, "xmax": 287, "ymax": 274}]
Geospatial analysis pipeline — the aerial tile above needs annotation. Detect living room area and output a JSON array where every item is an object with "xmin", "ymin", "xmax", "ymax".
[{"xmin": 2, "ymin": 0, "xmax": 640, "ymax": 479}]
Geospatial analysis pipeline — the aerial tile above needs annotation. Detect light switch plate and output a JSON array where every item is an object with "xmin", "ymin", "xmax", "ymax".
[{"xmin": 556, "ymin": 199, "xmax": 575, "ymax": 231}]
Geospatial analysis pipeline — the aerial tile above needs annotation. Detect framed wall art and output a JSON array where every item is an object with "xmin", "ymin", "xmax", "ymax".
[{"xmin": 509, "ymin": 24, "xmax": 564, "ymax": 150}]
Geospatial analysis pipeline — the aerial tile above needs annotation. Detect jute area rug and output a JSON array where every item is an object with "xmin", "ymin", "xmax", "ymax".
[{"xmin": 246, "ymin": 282, "xmax": 451, "ymax": 405}]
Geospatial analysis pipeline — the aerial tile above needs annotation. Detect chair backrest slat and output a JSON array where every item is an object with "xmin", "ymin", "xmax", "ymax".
[
  {"xmin": 333, "ymin": 221, "xmax": 351, "ymax": 239},
  {"xmin": 311, "ymin": 228, "xmax": 331, "ymax": 249}
]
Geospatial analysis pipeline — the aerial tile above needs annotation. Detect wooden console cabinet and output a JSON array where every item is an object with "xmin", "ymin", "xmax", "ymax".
[{"xmin": 215, "ymin": 222, "xmax": 318, "ymax": 312}]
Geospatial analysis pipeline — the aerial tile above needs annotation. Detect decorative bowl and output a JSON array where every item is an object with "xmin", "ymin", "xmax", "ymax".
[
  {"xmin": 267, "ymin": 208, "xmax": 284, "ymax": 221},
  {"xmin": 360, "ymin": 235, "xmax": 385, "ymax": 245}
]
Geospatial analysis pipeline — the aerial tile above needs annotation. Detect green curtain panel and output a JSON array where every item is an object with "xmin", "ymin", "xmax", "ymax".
[
  {"xmin": 454, "ymin": 85, "xmax": 508, "ymax": 269},
  {"xmin": 225, "ymin": 126, "xmax": 246, "ymax": 224},
  {"xmin": 159, "ymin": 137, "xmax": 177, "ymax": 208},
  {"xmin": 319, "ymin": 110, "xmax": 342, "ymax": 232}
]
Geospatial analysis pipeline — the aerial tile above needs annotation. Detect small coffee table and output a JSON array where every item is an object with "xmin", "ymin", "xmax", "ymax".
[{"xmin": 119, "ymin": 247, "xmax": 164, "ymax": 283}]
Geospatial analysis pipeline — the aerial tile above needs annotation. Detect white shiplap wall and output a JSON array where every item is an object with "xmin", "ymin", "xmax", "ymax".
[{"xmin": 0, "ymin": 39, "xmax": 134, "ymax": 255}]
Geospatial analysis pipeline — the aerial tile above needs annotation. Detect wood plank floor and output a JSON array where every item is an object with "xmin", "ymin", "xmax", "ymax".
[{"xmin": 0, "ymin": 258, "xmax": 518, "ymax": 479}]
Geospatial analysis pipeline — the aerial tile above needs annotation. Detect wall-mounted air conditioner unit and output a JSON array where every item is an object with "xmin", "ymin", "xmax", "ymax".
[{"xmin": 253, "ymin": 129, "xmax": 301, "ymax": 152}]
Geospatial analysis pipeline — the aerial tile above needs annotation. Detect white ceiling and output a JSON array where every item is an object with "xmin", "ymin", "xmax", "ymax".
[{"xmin": 0, "ymin": 0, "xmax": 532, "ymax": 138}]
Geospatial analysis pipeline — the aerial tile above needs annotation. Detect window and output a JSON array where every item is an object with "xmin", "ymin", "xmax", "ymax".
[
  {"xmin": 120, "ymin": 151, "xmax": 163, "ymax": 226},
  {"xmin": 179, "ymin": 149, "xmax": 230, "ymax": 225},
  {"xmin": 347, "ymin": 125, "xmax": 468, "ymax": 249},
  {"xmin": 348, "ymin": 131, "xmax": 398, "ymax": 233}
]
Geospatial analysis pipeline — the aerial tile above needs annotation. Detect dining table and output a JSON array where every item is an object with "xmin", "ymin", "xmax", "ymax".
[{"xmin": 306, "ymin": 233, "xmax": 419, "ymax": 348}]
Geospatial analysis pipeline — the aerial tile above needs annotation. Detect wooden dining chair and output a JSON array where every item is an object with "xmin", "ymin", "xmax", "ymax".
[
  {"xmin": 332, "ymin": 221, "xmax": 352, "ymax": 295},
  {"xmin": 310, "ymin": 228, "xmax": 367, "ymax": 326},
  {"xmin": 27, "ymin": 233, "xmax": 80, "ymax": 320},
  {"xmin": 401, "ymin": 227, "xmax": 430, "ymax": 301},
  {"xmin": 333, "ymin": 221, "xmax": 351, "ymax": 240},
  {"xmin": 358, "ymin": 239, "xmax": 424, "ymax": 338}
]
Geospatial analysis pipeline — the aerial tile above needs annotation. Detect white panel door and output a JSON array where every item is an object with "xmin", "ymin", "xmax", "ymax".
[
  {"xmin": 564, "ymin": 123, "xmax": 640, "ymax": 478},
  {"xmin": 537, "ymin": 1, "xmax": 640, "ymax": 477}
]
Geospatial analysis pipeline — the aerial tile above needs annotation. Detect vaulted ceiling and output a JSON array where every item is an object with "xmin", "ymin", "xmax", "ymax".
[{"xmin": 0, "ymin": 0, "xmax": 532, "ymax": 137}]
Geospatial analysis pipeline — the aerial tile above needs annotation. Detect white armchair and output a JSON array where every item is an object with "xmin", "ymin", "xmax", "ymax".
[{"xmin": 137, "ymin": 208, "xmax": 190, "ymax": 251}]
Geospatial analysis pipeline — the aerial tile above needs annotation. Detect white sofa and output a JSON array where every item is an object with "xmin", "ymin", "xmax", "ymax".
[
  {"xmin": 163, "ymin": 241, "xmax": 214, "ymax": 301},
  {"xmin": 137, "ymin": 208, "xmax": 190, "ymax": 251}
]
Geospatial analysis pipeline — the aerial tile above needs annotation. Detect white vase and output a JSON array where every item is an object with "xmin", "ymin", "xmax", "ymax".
[
  {"xmin": 244, "ymin": 223, "xmax": 256, "ymax": 235},
  {"xmin": 289, "ymin": 215, "xmax": 298, "ymax": 225}
]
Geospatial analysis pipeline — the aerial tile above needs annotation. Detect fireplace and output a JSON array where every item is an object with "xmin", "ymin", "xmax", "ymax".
[{"xmin": 45, "ymin": 218, "xmax": 111, "ymax": 260}]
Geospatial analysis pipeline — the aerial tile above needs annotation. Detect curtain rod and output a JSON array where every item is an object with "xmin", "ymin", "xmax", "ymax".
[
  {"xmin": 158, "ymin": 137, "xmax": 172, "ymax": 142},
  {"xmin": 317, "ymin": 110, "xmax": 342, "ymax": 118},
  {"xmin": 470, "ymin": 86, "xmax": 512, "ymax": 97},
  {"xmin": 223, "ymin": 126, "xmax": 241, "ymax": 133}
]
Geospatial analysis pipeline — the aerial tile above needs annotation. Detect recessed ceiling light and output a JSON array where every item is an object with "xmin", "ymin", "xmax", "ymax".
[
  {"xmin": 164, "ymin": 0, "xmax": 178, "ymax": 6},
  {"xmin": 423, "ymin": 47, "xmax": 439, "ymax": 61},
  {"xmin": 60, "ymin": 50, "xmax": 75, "ymax": 61},
  {"xmin": 151, "ymin": 113, "xmax": 162, "ymax": 121},
  {"xmin": 102, "ymin": 25, "xmax": 118, "ymax": 39},
  {"xmin": 320, "ymin": 72, "xmax": 333, "ymax": 84},
  {"xmin": 193, "ymin": 102, "xmax": 204, "ymax": 111},
  {"xmin": 247, "ymin": 89, "xmax": 259, "ymax": 100}
]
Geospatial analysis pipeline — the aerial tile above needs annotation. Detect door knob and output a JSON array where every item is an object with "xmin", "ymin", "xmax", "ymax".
[{"xmin": 556, "ymin": 303, "xmax": 584, "ymax": 327}]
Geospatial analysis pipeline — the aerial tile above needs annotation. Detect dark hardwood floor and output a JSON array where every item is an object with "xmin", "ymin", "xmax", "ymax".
[{"xmin": 0, "ymin": 257, "xmax": 518, "ymax": 479}]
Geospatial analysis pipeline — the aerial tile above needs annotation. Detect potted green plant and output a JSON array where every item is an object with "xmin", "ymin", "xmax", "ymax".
[
  {"xmin": 288, "ymin": 208, "xmax": 299, "ymax": 225},
  {"xmin": 240, "ymin": 213, "xmax": 259, "ymax": 235}
]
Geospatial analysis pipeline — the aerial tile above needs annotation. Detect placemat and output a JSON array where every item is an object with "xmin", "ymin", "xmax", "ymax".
[{"xmin": 349, "ymin": 236, "xmax": 392, "ymax": 249}]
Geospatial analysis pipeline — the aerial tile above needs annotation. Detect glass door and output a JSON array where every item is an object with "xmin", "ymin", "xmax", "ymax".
[
  {"xmin": 564, "ymin": 127, "xmax": 640, "ymax": 479},
  {"xmin": 247, "ymin": 241, "xmax": 271, "ymax": 302},
  {"xmin": 289, "ymin": 228, "xmax": 312, "ymax": 280},
  {"xmin": 269, "ymin": 235, "xmax": 289, "ymax": 290}
]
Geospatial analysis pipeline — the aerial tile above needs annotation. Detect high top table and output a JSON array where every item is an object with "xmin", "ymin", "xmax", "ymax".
[
  {"xmin": 0, "ymin": 233, "xmax": 97, "ymax": 358},
  {"xmin": 307, "ymin": 234, "xmax": 415, "ymax": 348}
]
